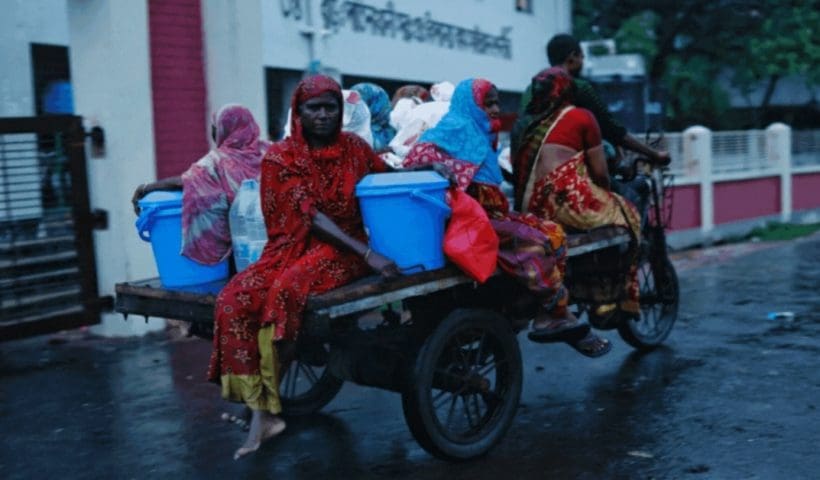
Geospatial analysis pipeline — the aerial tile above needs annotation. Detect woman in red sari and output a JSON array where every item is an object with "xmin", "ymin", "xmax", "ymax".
[
  {"xmin": 404, "ymin": 78, "xmax": 611, "ymax": 357},
  {"xmin": 513, "ymin": 67, "xmax": 641, "ymax": 320},
  {"xmin": 208, "ymin": 75, "xmax": 397, "ymax": 460}
]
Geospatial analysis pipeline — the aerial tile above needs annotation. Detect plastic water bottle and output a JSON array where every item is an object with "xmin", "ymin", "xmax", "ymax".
[{"xmin": 229, "ymin": 179, "xmax": 266, "ymax": 272}]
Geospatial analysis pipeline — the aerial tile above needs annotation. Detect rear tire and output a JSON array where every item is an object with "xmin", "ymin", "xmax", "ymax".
[{"xmin": 401, "ymin": 309, "xmax": 522, "ymax": 461}]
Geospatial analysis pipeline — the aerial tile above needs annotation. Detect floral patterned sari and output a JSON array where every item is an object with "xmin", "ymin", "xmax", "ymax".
[
  {"xmin": 513, "ymin": 68, "xmax": 640, "ymax": 314},
  {"xmin": 404, "ymin": 78, "xmax": 569, "ymax": 317}
]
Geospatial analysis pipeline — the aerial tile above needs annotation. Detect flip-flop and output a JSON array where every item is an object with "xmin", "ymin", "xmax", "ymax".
[
  {"xmin": 527, "ymin": 320, "xmax": 590, "ymax": 344},
  {"xmin": 568, "ymin": 332, "xmax": 612, "ymax": 358}
]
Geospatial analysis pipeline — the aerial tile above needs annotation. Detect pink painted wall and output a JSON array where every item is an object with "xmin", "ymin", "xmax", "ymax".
[
  {"xmin": 713, "ymin": 177, "xmax": 780, "ymax": 224},
  {"xmin": 793, "ymin": 172, "xmax": 820, "ymax": 211},
  {"xmin": 667, "ymin": 185, "xmax": 701, "ymax": 230},
  {"xmin": 148, "ymin": 0, "xmax": 208, "ymax": 178}
]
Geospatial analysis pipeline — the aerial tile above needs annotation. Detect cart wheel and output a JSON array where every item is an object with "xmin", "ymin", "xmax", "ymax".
[
  {"xmin": 618, "ymin": 253, "xmax": 679, "ymax": 351},
  {"xmin": 280, "ymin": 342, "xmax": 343, "ymax": 416},
  {"xmin": 401, "ymin": 308, "xmax": 522, "ymax": 461}
]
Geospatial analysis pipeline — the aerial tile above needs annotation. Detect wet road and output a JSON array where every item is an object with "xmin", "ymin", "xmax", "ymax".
[{"xmin": 2, "ymin": 235, "xmax": 818, "ymax": 479}]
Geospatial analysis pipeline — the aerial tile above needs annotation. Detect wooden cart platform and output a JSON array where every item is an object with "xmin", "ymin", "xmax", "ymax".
[{"xmin": 115, "ymin": 226, "xmax": 631, "ymax": 323}]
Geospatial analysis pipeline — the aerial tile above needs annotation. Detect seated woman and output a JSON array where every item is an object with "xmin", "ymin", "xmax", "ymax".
[
  {"xmin": 512, "ymin": 67, "xmax": 641, "ymax": 320},
  {"xmin": 391, "ymin": 84, "xmax": 431, "ymax": 107},
  {"xmin": 131, "ymin": 104, "xmax": 269, "ymax": 265},
  {"xmin": 404, "ymin": 78, "xmax": 611, "ymax": 357},
  {"xmin": 341, "ymin": 89, "xmax": 375, "ymax": 147},
  {"xmin": 351, "ymin": 82, "xmax": 396, "ymax": 153},
  {"xmin": 388, "ymin": 85, "xmax": 452, "ymax": 161},
  {"xmin": 208, "ymin": 75, "xmax": 398, "ymax": 460}
]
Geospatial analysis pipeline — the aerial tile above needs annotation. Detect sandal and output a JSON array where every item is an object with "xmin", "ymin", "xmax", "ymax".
[
  {"xmin": 527, "ymin": 319, "xmax": 590, "ymax": 344},
  {"xmin": 568, "ymin": 332, "xmax": 612, "ymax": 358}
]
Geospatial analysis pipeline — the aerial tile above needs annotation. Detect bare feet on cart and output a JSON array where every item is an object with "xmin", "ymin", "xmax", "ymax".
[
  {"xmin": 527, "ymin": 310, "xmax": 612, "ymax": 358},
  {"xmin": 233, "ymin": 410, "xmax": 286, "ymax": 460}
]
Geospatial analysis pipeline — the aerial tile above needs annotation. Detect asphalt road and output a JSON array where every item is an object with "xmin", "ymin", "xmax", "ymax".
[{"xmin": 1, "ymin": 235, "xmax": 818, "ymax": 479}]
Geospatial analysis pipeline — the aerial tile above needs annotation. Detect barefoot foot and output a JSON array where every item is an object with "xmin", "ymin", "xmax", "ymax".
[{"xmin": 233, "ymin": 410, "xmax": 286, "ymax": 460}]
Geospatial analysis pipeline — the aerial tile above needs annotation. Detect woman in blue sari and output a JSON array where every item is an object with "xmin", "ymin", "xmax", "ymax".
[{"xmin": 404, "ymin": 78, "xmax": 611, "ymax": 358}]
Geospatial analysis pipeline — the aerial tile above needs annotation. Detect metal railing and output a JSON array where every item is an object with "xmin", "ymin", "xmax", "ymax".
[
  {"xmin": 711, "ymin": 129, "xmax": 771, "ymax": 175},
  {"xmin": 637, "ymin": 127, "xmax": 820, "ymax": 178},
  {"xmin": 793, "ymin": 130, "xmax": 820, "ymax": 168},
  {"xmin": 0, "ymin": 116, "xmax": 105, "ymax": 340}
]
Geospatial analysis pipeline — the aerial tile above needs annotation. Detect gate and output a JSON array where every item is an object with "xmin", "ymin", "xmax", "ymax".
[{"xmin": 0, "ymin": 115, "xmax": 109, "ymax": 340}]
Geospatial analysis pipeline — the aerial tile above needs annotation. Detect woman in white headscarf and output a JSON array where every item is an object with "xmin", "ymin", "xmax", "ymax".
[
  {"xmin": 389, "ymin": 81, "xmax": 454, "ymax": 159},
  {"xmin": 341, "ymin": 89, "xmax": 374, "ymax": 147}
]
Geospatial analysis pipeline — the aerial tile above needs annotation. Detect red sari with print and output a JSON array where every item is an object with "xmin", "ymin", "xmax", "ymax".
[
  {"xmin": 208, "ymin": 76, "xmax": 383, "ymax": 413},
  {"xmin": 520, "ymin": 106, "xmax": 641, "ymax": 314}
]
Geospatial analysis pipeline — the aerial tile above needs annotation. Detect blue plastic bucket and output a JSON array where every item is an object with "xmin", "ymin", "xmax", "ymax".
[
  {"xmin": 135, "ymin": 190, "xmax": 229, "ymax": 287},
  {"xmin": 356, "ymin": 171, "xmax": 450, "ymax": 273}
]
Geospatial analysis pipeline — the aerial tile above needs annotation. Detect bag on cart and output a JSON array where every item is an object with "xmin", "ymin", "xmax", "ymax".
[{"xmin": 443, "ymin": 189, "xmax": 498, "ymax": 283}]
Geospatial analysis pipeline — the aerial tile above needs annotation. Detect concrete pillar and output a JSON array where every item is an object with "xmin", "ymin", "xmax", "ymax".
[
  {"xmin": 68, "ymin": 0, "xmax": 164, "ymax": 336},
  {"xmin": 767, "ymin": 122, "xmax": 792, "ymax": 222},
  {"xmin": 684, "ymin": 125, "xmax": 713, "ymax": 236},
  {"xmin": 201, "ymin": 0, "xmax": 268, "ymax": 137}
]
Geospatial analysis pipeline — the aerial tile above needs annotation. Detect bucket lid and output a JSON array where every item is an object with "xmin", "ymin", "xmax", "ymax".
[
  {"xmin": 138, "ymin": 190, "xmax": 183, "ymax": 211},
  {"xmin": 356, "ymin": 171, "xmax": 448, "ymax": 197}
]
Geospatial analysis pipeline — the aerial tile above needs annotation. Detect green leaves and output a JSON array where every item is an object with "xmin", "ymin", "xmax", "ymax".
[
  {"xmin": 573, "ymin": 0, "xmax": 820, "ymax": 129},
  {"xmin": 745, "ymin": 5, "xmax": 820, "ymax": 82},
  {"xmin": 614, "ymin": 11, "xmax": 660, "ymax": 60},
  {"xmin": 663, "ymin": 55, "xmax": 731, "ymax": 129}
]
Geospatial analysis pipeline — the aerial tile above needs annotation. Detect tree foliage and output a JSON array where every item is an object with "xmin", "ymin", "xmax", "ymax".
[
  {"xmin": 573, "ymin": 0, "xmax": 820, "ymax": 129},
  {"xmin": 744, "ymin": 4, "xmax": 820, "ymax": 84}
]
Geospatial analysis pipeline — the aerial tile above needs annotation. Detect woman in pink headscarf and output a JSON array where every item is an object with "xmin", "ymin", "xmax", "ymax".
[{"xmin": 132, "ymin": 104, "xmax": 271, "ymax": 265}]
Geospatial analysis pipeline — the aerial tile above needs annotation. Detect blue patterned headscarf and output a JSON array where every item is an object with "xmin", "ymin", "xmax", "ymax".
[
  {"xmin": 419, "ymin": 78, "xmax": 503, "ymax": 185},
  {"xmin": 351, "ymin": 82, "xmax": 396, "ymax": 151}
]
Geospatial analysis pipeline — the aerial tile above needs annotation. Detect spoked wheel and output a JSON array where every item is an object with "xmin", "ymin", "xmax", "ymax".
[
  {"xmin": 401, "ymin": 309, "xmax": 522, "ymax": 461},
  {"xmin": 279, "ymin": 341, "xmax": 343, "ymax": 416},
  {"xmin": 618, "ymin": 253, "xmax": 679, "ymax": 351}
]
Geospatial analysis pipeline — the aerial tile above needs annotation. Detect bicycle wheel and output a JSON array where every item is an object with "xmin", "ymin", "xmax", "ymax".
[
  {"xmin": 279, "ymin": 342, "xmax": 344, "ymax": 416},
  {"xmin": 618, "ymin": 253, "xmax": 679, "ymax": 350}
]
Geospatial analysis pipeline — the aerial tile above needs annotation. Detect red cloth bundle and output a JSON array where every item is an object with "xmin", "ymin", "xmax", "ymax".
[{"xmin": 443, "ymin": 188, "xmax": 499, "ymax": 283}]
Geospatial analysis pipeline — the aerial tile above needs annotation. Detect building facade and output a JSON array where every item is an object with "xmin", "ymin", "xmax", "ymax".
[
  {"xmin": 1, "ymin": 0, "xmax": 570, "ymax": 335},
  {"xmin": 2, "ymin": 1, "xmax": 820, "ymax": 338}
]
